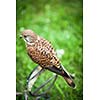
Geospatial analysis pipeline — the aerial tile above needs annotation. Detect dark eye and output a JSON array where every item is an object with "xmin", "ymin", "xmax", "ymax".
[{"xmin": 24, "ymin": 35, "xmax": 27, "ymax": 38}]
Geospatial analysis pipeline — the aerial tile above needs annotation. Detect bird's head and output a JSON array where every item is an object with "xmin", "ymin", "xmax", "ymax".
[{"xmin": 21, "ymin": 29, "xmax": 38, "ymax": 45}]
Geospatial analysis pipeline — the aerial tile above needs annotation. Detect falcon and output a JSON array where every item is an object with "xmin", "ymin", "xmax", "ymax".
[{"xmin": 21, "ymin": 29, "xmax": 75, "ymax": 88}]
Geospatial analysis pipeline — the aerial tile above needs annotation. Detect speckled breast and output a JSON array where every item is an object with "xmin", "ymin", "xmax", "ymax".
[{"xmin": 26, "ymin": 37, "xmax": 60, "ymax": 68}]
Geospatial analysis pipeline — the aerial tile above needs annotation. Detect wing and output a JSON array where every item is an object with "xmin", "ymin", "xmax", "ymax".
[
  {"xmin": 46, "ymin": 64, "xmax": 75, "ymax": 88},
  {"xmin": 26, "ymin": 36, "xmax": 60, "ymax": 68}
]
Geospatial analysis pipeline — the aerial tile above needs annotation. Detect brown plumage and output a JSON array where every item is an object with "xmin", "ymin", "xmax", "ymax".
[{"xmin": 21, "ymin": 29, "xmax": 75, "ymax": 88}]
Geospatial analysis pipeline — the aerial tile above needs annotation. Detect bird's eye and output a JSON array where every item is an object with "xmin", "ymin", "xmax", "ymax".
[{"xmin": 24, "ymin": 35, "xmax": 27, "ymax": 38}]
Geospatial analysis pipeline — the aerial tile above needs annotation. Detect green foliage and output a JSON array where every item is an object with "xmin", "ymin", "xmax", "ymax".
[{"xmin": 16, "ymin": 0, "xmax": 83, "ymax": 100}]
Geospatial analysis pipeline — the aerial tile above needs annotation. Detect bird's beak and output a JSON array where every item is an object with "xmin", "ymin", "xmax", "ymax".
[{"xmin": 20, "ymin": 35, "xmax": 22, "ymax": 38}]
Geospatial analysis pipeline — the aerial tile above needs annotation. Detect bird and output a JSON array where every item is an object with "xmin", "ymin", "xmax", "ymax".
[{"xmin": 21, "ymin": 29, "xmax": 75, "ymax": 88}]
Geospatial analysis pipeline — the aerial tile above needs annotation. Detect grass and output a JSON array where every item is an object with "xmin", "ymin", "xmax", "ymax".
[{"xmin": 16, "ymin": 0, "xmax": 83, "ymax": 100}]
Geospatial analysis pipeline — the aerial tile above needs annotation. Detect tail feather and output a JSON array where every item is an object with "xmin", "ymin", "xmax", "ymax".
[
  {"xmin": 62, "ymin": 69, "xmax": 75, "ymax": 88},
  {"xmin": 46, "ymin": 65, "xmax": 76, "ymax": 88}
]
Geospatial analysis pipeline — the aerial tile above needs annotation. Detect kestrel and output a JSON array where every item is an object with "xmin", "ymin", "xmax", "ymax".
[{"xmin": 21, "ymin": 29, "xmax": 75, "ymax": 88}]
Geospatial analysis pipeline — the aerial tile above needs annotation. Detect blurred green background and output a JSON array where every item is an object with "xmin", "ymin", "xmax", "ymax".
[{"xmin": 16, "ymin": 0, "xmax": 83, "ymax": 100}]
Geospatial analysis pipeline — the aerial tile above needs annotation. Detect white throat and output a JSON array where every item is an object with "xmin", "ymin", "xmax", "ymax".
[{"xmin": 23, "ymin": 37, "xmax": 34, "ymax": 46}]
